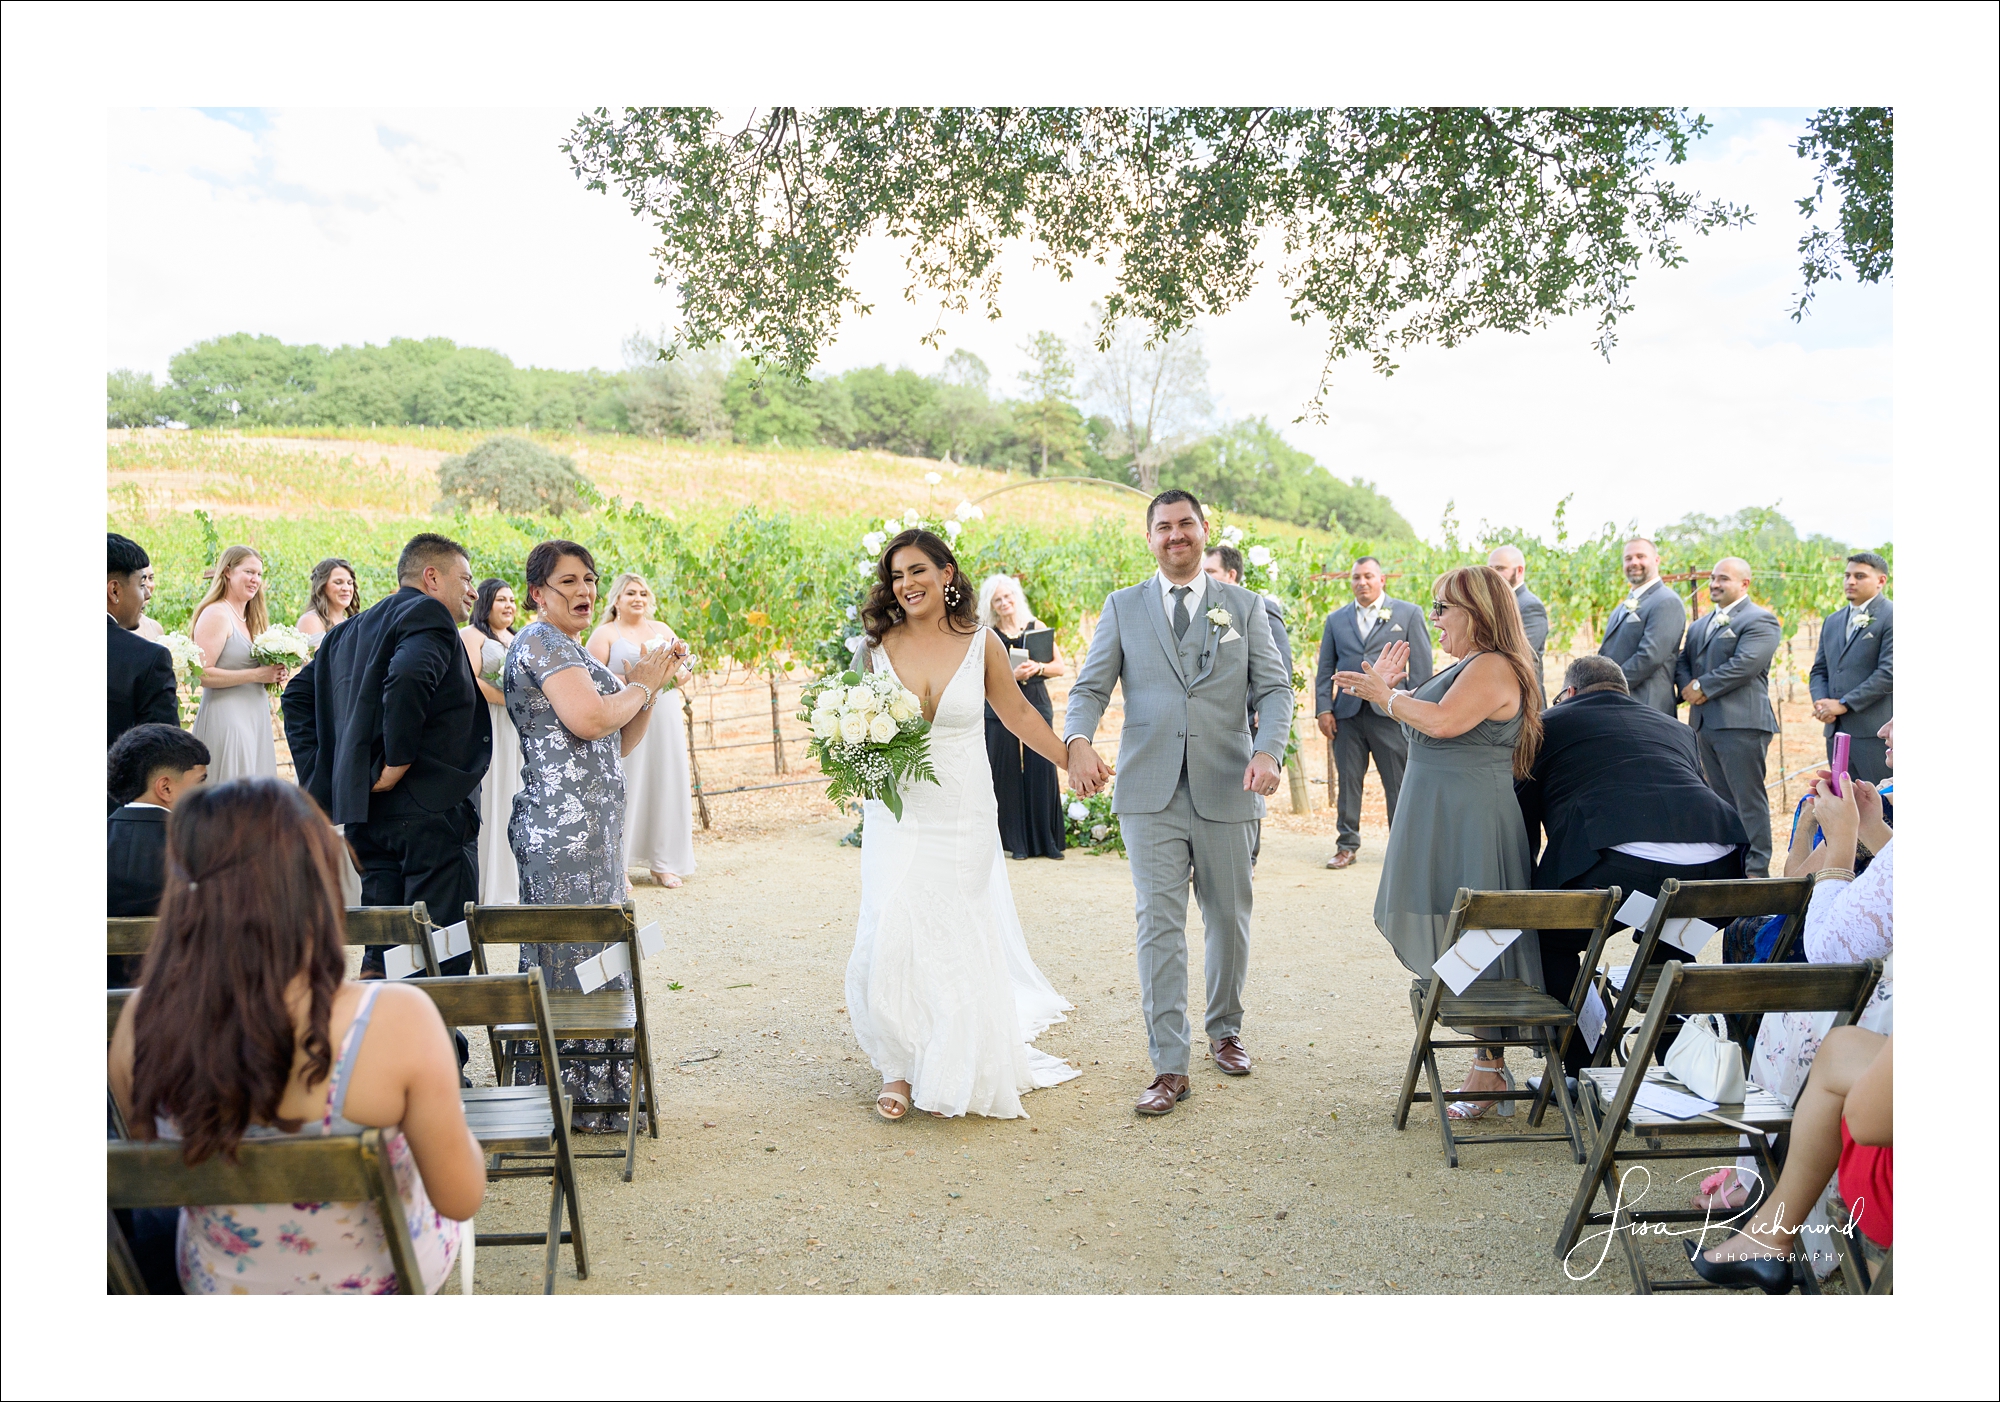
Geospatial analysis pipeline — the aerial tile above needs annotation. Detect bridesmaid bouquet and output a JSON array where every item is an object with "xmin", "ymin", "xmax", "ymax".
[
  {"xmin": 158, "ymin": 631, "xmax": 205, "ymax": 688},
  {"xmin": 797, "ymin": 669, "xmax": 936, "ymax": 821},
  {"xmin": 251, "ymin": 624, "xmax": 316, "ymax": 694}
]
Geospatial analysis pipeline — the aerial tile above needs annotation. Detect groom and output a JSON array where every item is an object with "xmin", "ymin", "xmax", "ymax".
[{"xmin": 1065, "ymin": 489, "xmax": 1294, "ymax": 1116}]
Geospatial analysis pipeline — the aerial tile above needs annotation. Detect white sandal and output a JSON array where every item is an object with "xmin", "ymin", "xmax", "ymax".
[
  {"xmin": 876, "ymin": 1089, "xmax": 910, "ymax": 1121},
  {"xmin": 1448, "ymin": 1059, "xmax": 1517, "ymax": 1120}
]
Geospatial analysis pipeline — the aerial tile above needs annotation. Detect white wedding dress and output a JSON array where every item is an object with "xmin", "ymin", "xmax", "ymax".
[{"xmin": 846, "ymin": 634, "xmax": 1081, "ymax": 1118}]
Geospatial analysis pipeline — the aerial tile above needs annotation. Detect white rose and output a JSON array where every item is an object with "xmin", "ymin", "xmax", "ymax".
[
  {"xmin": 955, "ymin": 500, "xmax": 984, "ymax": 521},
  {"xmin": 867, "ymin": 712, "xmax": 899, "ymax": 744},
  {"xmin": 903, "ymin": 508, "xmax": 920, "ymax": 527},
  {"xmin": 838, "ymin": 712, "xmax": 868, "ymax": 745},
  {"xmin": 1091, "ymin": 823, "xmax": 1110, "ymax": 842},
  {"xmin": 1247, "ymin": 545, "xmax": 1272, "ymax": 567},
  {"xmin": 888, "ymin": 699, "xmax": 914, "ymax": 722},
  {"xmin": 862, "ymin": 531, "xmax": 885, "ymax": 553},
  {"xmin": 942, "ymin": 519, "xmax": 961, "ymax": 539},
  {"xmin": 1222, "ymin": 525, "xmax": 1244, "ymax": 544},
  {"xmin": 845, "ymin": 605, "xmax": 858, "ymax": 620},
  {"xmin": 924, "ymin": 471, "xmax": 942, "ymax": 485},
  {"xmin": 856, "ymin": 560, "xmax": 874, "ymax": 576},
  {"xmin": 811, "ymin": 710, "xmax": 841, "ymax": 739},
  {"xmin": 1068, "ymin": 801, "xmax": 1089, "ymax": 821},
  {"xmin": 845, "ymin": 685, "xmax": 876, "ymax": 713}
]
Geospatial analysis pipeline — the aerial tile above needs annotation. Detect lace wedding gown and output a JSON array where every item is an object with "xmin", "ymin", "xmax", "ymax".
[{"xmin": 846, "ymin": 634, "xmax": 1081, "ymax": 1118}]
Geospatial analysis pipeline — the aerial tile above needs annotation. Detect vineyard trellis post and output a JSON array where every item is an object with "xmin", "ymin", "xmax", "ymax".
[
  {"xmin": 682, "ymin": 689, "xmax": 713, "ymax": 831},
  {"xmin": 769, "ymin": 677, "xmax": 788, "ymax": 774}
]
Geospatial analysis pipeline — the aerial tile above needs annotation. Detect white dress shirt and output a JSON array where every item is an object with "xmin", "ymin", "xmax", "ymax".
[
  {"xmin": 1353, "ymin": 594, "xmax": 1389, "ymax": 642},
  {"xmin": 1158, "ymin": 568, "xmax": 1207, "ymax": 633}
]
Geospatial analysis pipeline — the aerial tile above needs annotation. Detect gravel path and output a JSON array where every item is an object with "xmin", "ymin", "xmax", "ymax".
[{"xmin": 451, "ymin": 814, "xmax": 1737, "ymax": 1296}]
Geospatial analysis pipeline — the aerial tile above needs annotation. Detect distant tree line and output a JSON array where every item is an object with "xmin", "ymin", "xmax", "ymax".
[{"xmin": 109, "ymin": 328, "xmax": 1413, "ymax": 537}]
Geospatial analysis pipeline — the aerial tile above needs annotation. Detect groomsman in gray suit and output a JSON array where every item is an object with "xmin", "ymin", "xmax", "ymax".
[
  {"xmin": 1809, "ymin": 551, "xmax": 1894, "ymax": 784},
  {"xmin": 1675, "ymin": 557, "xmax": 1782, "ymax": 876},
  {"xmin": 1598, "ymin": 536, "xmax": 1687, "ymax": 714},
  {"xmin": 1487, "ymin": 544, "xmax": 1548, "ymax": 701},
  {"xmin": 1066, "ymin": 490, "xmax": 1293, "ymax": 1116},
  {"xmin": 1312, "ymin": 556, "xmax": 1432, "ymax": 869}
]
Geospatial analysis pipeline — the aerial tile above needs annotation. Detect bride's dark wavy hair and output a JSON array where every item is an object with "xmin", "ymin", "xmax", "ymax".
[{"xmin": 860, "ymin": 529, "xmax": 978, "ymax": 644}]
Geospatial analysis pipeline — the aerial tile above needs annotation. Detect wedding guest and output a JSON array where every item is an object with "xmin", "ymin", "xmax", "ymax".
[
  {"xmin": 108, "ymin": 779, "xmax": 484, "ymax": 1294},
  {"xmin": 1783, "ymin": 719, "xmax": 1894, "ymax": 880},
  {"xmin": 1689, "ymin": 1029, "xmax": 1891, "ymax": 1293},
  {"xmin": 1597, "ymin": 536, "xmax": 1686, "ymax": 715},
  {"xmin": 1675, "ymin": 557, "xmax": 1782, "ymax": 876},
  {"xmin": 462, "ymin": 578, "xmax": 523, "ymax": 904},
  {"xmin": 297, "ymin": 556, "xmax": 363, "ymax": 642},
  {"xmin": 507, "ymin": 541, "xmax": 679, "ymax": 1130},
  {"xmin": 189, "ymin": 545, "xmax": 285, "ymax": 783},
  {"xmin": 107, "ymin": 723, "xmax": 210, "ymax": 985},
  {"xmin": 1313, "ymin": 556, "xmax": 1432, "ymax": 870},
  {"xmin": 1335, "ymin": 565, "xmax": 1541, "ymax": 1118},
  {"xmin": 1486, "ymin": 545, "xmax": 1547, "ymax": 701},
  {"xmin": 978, "ymin": 573, "xmax": 1067, "ymax": 860},
  {"xmin": 588, "ymin": 572, "xmax": 697, "ymax": 889},
  {"xmin": 1808, "ymin": 552, "xmax": 1893, "ymax": 784},
  {"xmin": 1206, "ymin": 546, "xmax": 1291, "ymax": 863},
  {"xmin": 282, "ymin": 533, "xmax": 487, "ymax": 977},
  {"xmin": 1514, "ymin": 656, "xmax": 1747, "ymax": 1076},
  {"xmin": 108, "ymin": 533, "xmax": 181, "ymax": 746},
  {"xmin": 131, "ymin": 557, "xmax": 168, "ymax": 643}
]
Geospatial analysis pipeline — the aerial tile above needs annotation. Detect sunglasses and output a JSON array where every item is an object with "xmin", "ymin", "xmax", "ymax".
[{"xmin": 1428, "ymin": 599, "xmax": 1452, "ymax": 620}]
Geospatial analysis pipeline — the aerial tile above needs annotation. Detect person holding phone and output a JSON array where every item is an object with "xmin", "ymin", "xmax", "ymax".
[{"xmin": 977, "ymin": 574, "xmax": 1067, "ymax": 860}]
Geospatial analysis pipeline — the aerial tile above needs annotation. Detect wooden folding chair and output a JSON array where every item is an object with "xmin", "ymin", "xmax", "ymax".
[
  {"xmin": 107, "ymin": 906, "xmax": 442, "ymax": 986},
  {"xmin": 108, "ymin": 1129, "xmax": 422, "ymax": 1294},
  {"xmin": 411, "ymin": 970, "xmax": 588, "ymax": 1293},
  {"xmin": 1594, "ymin": 877, "xmax": 1814, "ymax": 1069},
  {"xmin": 1394, "ymin": 887, "xmax": 1622, "ymax": 1168},
  {"xmin": 463, "ymin": 901, "xmax": 658, "ymax": 1182},
  {"xmin": 1554, "ymin": 959, "xmax": 1883, "ymax": 1294},
  {"xmin": 107, "ymin": 918, "xmax": 156, "ymax": 988}
]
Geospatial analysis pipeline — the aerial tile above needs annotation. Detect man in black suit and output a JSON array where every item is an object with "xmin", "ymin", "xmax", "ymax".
[
  {"xmin": 284, "ymin": 533, "xmax": 488, "ymax": 976},
  {"xmin": 1597, "ymin": 536, "xmax": 1687, "ymax": 714},
  {"xmin": 1516, "ymin": 656, "xmax": 1748, "ymax": 1075},
  {"xmin": 1486, "ymin": 544, "xmax": 1548, "ymax": 702},
  {"xmin": 1313, "ymin": 555, "xmax": 1433, "ymax": 870},
  {"xmin": 106, "ymin": 723, "xmax": 210, "ymax": 984},
  {"xmin": 108, "ymin": 533, "xmax": 180, "ymax": 747},
  {"xmin": 1676, "ymin": 557, "xmax": 1782, "ymax": 876},
  {"xmin": 1809, "ymin": 551, "xmax": 1894, "ymax": 784}
]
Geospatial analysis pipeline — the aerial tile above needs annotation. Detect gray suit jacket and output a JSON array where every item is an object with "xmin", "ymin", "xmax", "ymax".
[
  {"xmin": 1599, "ymin": 583, "xmax": 1687, "ymax": 714},
  {"xmin": 1065, "ymin": 575, "xmax": 1294, "ymax": 821},
  {"xmin": 1674, "ymin": 601, "xmax": 1780, "ymax": 733},
  {"xmin": 1313, "ymin": 597, "xmax": 1433, "ymax": 719},
  {"xmin": 1808, "ymin": 597, "xmax": 1893, "ymax": 738},
  {"xmin": 1514, "ymin": 583, "xmax": 1548, "ymax": 701}
]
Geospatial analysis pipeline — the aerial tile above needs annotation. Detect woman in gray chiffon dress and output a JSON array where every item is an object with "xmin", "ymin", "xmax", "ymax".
[
  {"xmin": 503, "ymin": 541, "xmax": 679, "ymax": 1130},
  {"xmin": 188, "ymin": 545, "xmax": 286, "ymax": 783},
  {"xmin": 1334, "ymin": 564, "xmax": 1543, "ymax": 1121}
]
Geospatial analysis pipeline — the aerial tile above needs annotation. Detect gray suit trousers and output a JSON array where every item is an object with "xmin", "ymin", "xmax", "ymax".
[
  {"xmin": 1698, "ymin": 729, "xmax": 1773, "ymax": 878},
  {"xmin": 1826, "ymin": 733, "xmax": 1890, "ymax": 787},
  {"xmin": 1121, "ymin": 776, "xmax": 1254, "ymax": 1075},
  {"xmin": 1333, "ymin": 709, "xmax": 1408, "ymax": 851}
]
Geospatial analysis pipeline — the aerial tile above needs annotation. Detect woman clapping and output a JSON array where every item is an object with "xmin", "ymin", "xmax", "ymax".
[{"xmin": 588, "ymin": 573, "xmax": 697, "ymax": 889}]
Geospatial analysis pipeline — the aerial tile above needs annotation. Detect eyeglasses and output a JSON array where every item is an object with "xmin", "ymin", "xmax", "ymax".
[{"xmin": 1428, "ymin": 600, "xmax": 1452, "ymax": 620}]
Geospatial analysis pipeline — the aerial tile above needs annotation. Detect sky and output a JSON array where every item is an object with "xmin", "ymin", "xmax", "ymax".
[{"xmin": 108, "ymin": 106, "xmax": 1892, "ymax": 547}]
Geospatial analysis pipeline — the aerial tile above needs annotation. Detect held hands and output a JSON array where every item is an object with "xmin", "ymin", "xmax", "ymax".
[
  {"xmin": 1243, "ymin": 751, "xmax": 1281, "ymax": 796},
  {"xmin": 1681, "ymin": 681, "xmax": 1706, "ymax": 705},
  {"xmin": 1066, "ymin": 738, "xmax": 1113, "ymax": 797},
  {"xmin": 1013, "ymin": 661, "xmax": 1040, "ymax": 683},
  {"xmin": 1809, "ymin": 774, "xmax": 1860, "ymax": 850},
  {"xmin": 1812, "ymin": 698, "xmax": 1849, "ymax": 721},
  {"xmin": 256, "ymin": 663, "xmax": 289, "ymax": 686}
]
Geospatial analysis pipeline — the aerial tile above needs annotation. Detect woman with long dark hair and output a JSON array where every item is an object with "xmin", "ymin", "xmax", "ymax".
[
  {"xmin": 845, "ymin": 529, "xmax": 1080, "ymax": 1122},
  {"xmin": 108, "ymin": 779, "xmax": 484, "ymax": 1294},
  {"xmin": 462, "ymin": 577, "xmax": 522, "ymax": 903},
  {"xmin": 1335, "ymin": 564, "xmax": 1544, "ymax": 1118},
  {"xmin": 296, "ymin": 557, "xmax": 362, "ymax": 640}
]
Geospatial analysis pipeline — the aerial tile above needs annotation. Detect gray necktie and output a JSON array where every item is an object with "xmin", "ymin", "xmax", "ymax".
[{"xmin": 1171, "ymin": 585, "xmax": 1193, "ymax": 639}]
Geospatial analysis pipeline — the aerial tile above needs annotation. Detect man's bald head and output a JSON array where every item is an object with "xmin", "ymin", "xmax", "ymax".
[
  {"xmin": 1708, "ymin": 556, "xmax": 1752, "ymax": 607},
  {"xmin": 1486, "ymin": 545, "xmax": 1526, "ymax": 588}
]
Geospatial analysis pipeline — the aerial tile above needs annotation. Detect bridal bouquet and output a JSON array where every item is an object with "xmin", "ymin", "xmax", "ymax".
[
  {"xmin": 158, "ymin": 631, "xmax": 205, "ymax": 688},
  {"xmin": 251, "ymin": 623, "xmax": 316, "ymax": 693},
  {"xmin": 798, "ymin": 669, "xmax": 936, "ymax": 820}
]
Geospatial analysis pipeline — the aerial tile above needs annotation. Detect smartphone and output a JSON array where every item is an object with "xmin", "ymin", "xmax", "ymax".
[{"xmin": 1830, "ymin": 732, "xmax": 1852, "ymax": 797}]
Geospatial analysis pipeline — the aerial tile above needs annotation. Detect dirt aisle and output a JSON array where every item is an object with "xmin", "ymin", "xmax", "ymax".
[{"xmin": 454, "ymin": 807, "xmax": 1750, "ymax": 1297}]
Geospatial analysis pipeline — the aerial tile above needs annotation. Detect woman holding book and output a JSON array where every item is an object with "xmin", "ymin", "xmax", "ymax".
[{"xmin": 978, "ymin": 574, "xmax": 1067, "ymax": 860}]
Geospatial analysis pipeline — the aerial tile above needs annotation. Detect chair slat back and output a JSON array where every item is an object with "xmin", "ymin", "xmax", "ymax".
[
  {"xmin": 462, "ymin": 903, "xmax": 636, "ymax": 968},
  {"xmin": 409, "ymin": 970, "xmax": 565, "ymax": 1091},
  {"xmin": 1651, "ymin": 876, "xmax": 1814, "ymax": 925},
  {"xmin": 107, "ymin": 1130, "xmax": 419, "ymax": 1294},
  {"xmin": 107, "ymin": 917, "xmax": 157, "ymax": 957},
  {"xmin": 1450, "ymin": 888, "xmax": 1619, "ymax": 934}
]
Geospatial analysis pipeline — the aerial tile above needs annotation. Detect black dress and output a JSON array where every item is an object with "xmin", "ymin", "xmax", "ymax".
[{"xmin": 984, "ymin": 627, "xmax": 1066, "ymax": 859}]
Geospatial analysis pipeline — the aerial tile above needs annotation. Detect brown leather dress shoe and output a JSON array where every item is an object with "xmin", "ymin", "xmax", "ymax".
[
  {"xmin": 1135, "ymin": 1074, "xmax": 1190, "ymax": 1116},
  {"xmin": 1325, "ymin": 850, "xmax": 1358, "ymax": 870},
  {"xmin": 1211, "ymin": 1035, "xmax": 1252, "ymax": 1075}
]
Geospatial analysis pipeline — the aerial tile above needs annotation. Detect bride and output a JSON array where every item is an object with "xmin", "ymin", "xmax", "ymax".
[{"xmin": 848, "ymin": 529, "xmax": 1082, "ymax": 1120}]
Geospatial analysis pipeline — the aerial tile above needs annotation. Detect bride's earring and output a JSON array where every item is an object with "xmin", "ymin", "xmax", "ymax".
[{"xmin": 944, "ymin": 580, "xmax": 961, "ymax": 606}]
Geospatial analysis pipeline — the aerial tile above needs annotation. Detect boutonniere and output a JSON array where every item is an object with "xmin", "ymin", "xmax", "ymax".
[
  {"xmin": 1622, "ymin": 597, "xmax": 1641, "ymax": 615},
  {"xmin": 1206, "ymin": 605, "xmax": 1233, "ymax": 629},
  {"xmin": 1851, "ymin": 611, "xmax": 1872, "ymax": 628},
  {"xmin": 1374, "ymin": 604, "xmax": 1392, "ymax": 622}
]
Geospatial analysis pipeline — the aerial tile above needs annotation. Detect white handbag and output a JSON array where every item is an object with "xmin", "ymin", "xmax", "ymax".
[{"xmin": 1664, "ymin": 1014, "xmax": 1748, "ymax": 1103}]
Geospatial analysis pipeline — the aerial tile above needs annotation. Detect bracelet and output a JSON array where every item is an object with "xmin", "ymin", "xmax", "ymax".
[
  {"xmin": 1384, "ymin": 692, "xmax": 1400, "ymax": 721},
  {"xmin": 632, "ymin": 682, "xmax": 656, "ymax": 711},
  {"xmin": 1815, "ymin": 867, "xmax": 1856, "ymax": 884}
]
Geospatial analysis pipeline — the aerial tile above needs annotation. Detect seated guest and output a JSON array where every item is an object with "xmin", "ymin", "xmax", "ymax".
[
  {"xmin": 1514, "ymin": 655, "xmax": 1748, "ymax": 1077},
  {"xmin": 107, "ymin": 724, "xmax": 210, "ymax": 986},
  {"xmin": 108, "ymin": 779, "xmax": 485, "ymax": 1294},
  {"xmin": 108, "ymin": 532, "xmax": 180, "ymax": 748},
  {"xmin": 1688, "ymin": 1028, "xmax": 1891, "ymax": 1292}
]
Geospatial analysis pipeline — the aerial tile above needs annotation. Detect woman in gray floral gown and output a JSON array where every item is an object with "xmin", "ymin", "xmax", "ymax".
[{"xmin": 505, "ymin": 541, "xmax": 682, "ymax": 1129}]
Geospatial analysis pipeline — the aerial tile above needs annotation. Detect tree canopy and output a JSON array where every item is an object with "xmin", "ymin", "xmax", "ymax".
[{"xmin": 1792, "ymin": 107, "xmax": 1893, "ymax": 319}]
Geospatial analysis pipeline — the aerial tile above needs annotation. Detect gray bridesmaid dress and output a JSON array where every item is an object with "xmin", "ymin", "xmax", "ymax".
[
  {"xmin": 1372, "ymin": 654, "xmax": 1541, "ymax": 991},
  {"xmin": 189, "ymin": 614, "xmax": 277, "ymax": 784}
]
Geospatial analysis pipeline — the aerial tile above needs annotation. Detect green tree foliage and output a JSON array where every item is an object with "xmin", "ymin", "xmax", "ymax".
[
  {"xmin": 840, "ymin": 365, "xmax": 937, "ymax": 456},
  {"xmin": 1016, "ymin": 331, "xmax": 1079, "ymax": 476},
  {"xmin": 409, "ymin": 348, "xmax": 530, "ymax": 429},
  {"xmin": 723, "ymin": 360, "xmax": 851, "ymax": 447},
  {"xmin": 1792, "ymin": 107, "xmax": 1893, "ymax": 320},
  {"xmin": 436, "ymin": 435, "xmax": 592, "ymax": 516},
  {"xmin": 919, "ymin": 350, "xmax": 1010, "ymax": 463},
  {"xmin": 169, "ymin": 332, "xmax": 327, "ymax": 426},
  {"xmin": 1163, "ymin": 418, "xmax": 1411, "ymax": 538},
  {"xmin": 564, "ymin": 106, "xmax": 1748, "ymax": 411},
  {"xmin": 107, "ymin": 369, "xmax": 173, "ymax": 428}
]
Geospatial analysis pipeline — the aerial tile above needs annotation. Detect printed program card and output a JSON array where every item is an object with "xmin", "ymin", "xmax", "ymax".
[
  {"xmin": 1432, "ymin": 928, "xmax": 1524, "ymax": 996},
  {"xmin": 1614, "ymin": 890, "xmax": 1719, "ymax": 957},
  {"xmin": 574, "ymin": 942, "xmax": 633, "ymax": 993}
]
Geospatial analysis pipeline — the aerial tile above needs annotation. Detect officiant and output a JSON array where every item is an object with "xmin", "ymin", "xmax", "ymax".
[{"xmin": 978, "ymin": 574, "xmax": 1067, "ymax": 860}]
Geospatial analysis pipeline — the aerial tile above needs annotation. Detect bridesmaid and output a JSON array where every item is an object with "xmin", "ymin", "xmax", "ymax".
[
  {"xmin": 587, "ymin": 573, "xmax": 696, "ymax": 889},
  {"xmin": 461, "ymin": 578, "xmax": 522, "ymax": 904},
  {"xmin": 977, "ymin": 574, "xmax": 1067, "ymax": 860},
  {"xmin": 296, "ymin": 557, "xmax": 362, "ymax": 642},
  {"xmin": 189, "ymin": 545, "xmax": 285, "ymax": 783}
]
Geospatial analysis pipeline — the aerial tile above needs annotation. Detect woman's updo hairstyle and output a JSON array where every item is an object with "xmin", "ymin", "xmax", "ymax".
[{"xmin": 859, "ymin": 529, "xmax": 977, "ymax": 644}]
